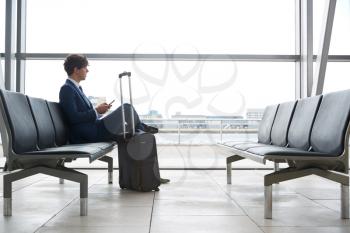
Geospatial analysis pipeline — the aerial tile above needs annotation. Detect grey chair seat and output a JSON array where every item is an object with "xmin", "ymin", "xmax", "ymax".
[
  {"xmin": 246, "ymin": 145, "xmax": 338, "ymax": 157},
  {"xmin": 25, "ymin": 146, "xmax": 100, "ymax": 155},
  {"xmin": 24, "ymin": 142, "xmax": 116, "ymax": 162},
  {"xmin": 233, "ymin": 143, "xmax": 268, "ymax": 151},
  {"xmin": 64, "ymin": 142, "xmax": 116, "ymax": 150},
  {"xmin": 222, "ymin": 141, "xmax": 254, "ymax": 147}
]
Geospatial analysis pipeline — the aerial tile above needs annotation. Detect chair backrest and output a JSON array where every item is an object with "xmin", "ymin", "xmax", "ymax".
[
  {"xmin": 310, "ymin": 90, "xmax": 350, "ymax": 155},
  {"xmin": 0, "ymin": 90, "xmax": 38, "ymax": 153},
  {"xmin": 287, "ymin": 95, "xmax": 322, "ymax": 150},
  {"xmin": 270, "ymin": 101, "xmax": 297, "ymax": 147},
  {"xmin": 258, "ymin": 104, "xmax": 279, "ymax": 144},
  {"xmin": 27, "ymin": 97, "xmax": 56, "ymax": 149},
  {"xmin": 46, "ymin": 101, "xmax": 69, "ymax": 146}
]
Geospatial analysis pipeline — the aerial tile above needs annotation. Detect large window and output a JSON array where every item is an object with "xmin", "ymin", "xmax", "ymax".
[
  {"xmin": 314, "ymin": 0, "xmax": 350, "ymax": 54},
  {"xmin": 25, "ymin": 60, "xmax": 294, "ymax": 144},
  {"xmin": 26, "ymin": 0, "xmax": 295, "ymax": 54},
  {"xmin": 329, "ymin": 0, "xmax": 350, "ymax": 54},
  {"xmin": 25, "ymin": 61, "xmax": 294, "ymax": 115},
  {"xmin": 314, "ymin": 0, "xmax": 350, "ymax": 94},
  {"xmin": 323, "ymin": 63, "xmax": 350, "ymax": 94},
  {"xmin": 25, "ymin": 0, "xmax": 296, "ymax": 146}
]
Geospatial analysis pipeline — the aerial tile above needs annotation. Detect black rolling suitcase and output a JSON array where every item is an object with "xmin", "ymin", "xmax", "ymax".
[{"xmin": 117, "ymin": 72, "xmax": 161, "ymax": 192}]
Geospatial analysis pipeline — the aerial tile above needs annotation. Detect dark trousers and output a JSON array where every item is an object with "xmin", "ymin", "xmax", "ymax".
[{"xmin": 98, "ymin": 104, "xmax": 142, "ymax": 141}]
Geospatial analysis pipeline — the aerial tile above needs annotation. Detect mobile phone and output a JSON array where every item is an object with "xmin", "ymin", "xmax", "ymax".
[{"xmin": 108, "ymin": 99, "xmax": 115, "ymax": 105}]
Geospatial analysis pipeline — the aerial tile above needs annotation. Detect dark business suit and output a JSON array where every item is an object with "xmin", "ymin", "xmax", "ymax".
[{"xmin": 59, "ymin": 79, "xmax": 141, "ymax": 143}]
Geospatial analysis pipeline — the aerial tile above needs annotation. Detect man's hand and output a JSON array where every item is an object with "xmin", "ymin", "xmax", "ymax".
[{"xmin": 95, "ymin": 103, "xmax": 111, "ymax": 114}]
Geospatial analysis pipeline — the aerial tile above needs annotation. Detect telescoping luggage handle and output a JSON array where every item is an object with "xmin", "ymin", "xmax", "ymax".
[{"xmin": 118, "ymin": 71, "xmax": 135, "ymax": 139}]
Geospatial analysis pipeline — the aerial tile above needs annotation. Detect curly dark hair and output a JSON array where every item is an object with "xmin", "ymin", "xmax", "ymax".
[{"xmin": 63, "ymin": 54, "xmax": 89, "ymax": 76}]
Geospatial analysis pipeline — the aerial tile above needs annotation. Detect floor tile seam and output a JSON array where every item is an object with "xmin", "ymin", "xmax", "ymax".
[
  {"xmin": 203, "ymin": 170, "xmax": 246, "ymax": 209},
  {"xmin": 153, "ymin": 197, "xmax": 245, "ymax": 202},
  {"xmin": 163, "ymin": 151, "xmax": 224, "ymax": 186},
  {"xmin": 89, "ymin": 179, "xmax": 115, "ymax": 187},
  {"xmin": 151, "ymin": 214, "xmax": 248, "ymax": 217},
  {"xmin": 176, "ymin": 145, "xmax": 226, "ymax": 170},
  {"xmin": 203, "ymin": 170, "xmax": 260, "ymax": 226},
  {"xmin": 173, "ymin": 145, "xmax": 191, "ymax": 169},
  {"xmin": 258, "ymin": 225, "xmax": 287, "ymax": 233},
  {"xmin": 0, "ymin": 176, "xmax": 49, "ymax": 198},
  {"xmin": 148, "ymin": 192, "xmax": 156, "ymax": 233},
  {"xmin": 88, "ymin": 205, "xmax": 154, "ymax": 208},
  {"xmin": 240, "ymin": 205, "xmax": 341, "ymax": 213},
  {"xmin": 44, "ymin": 224, "xmax": 151, "ymax": 229},
  {"xmin": 37, "ymin": 225, "xmax": 151, "ymax": 230},
  {"xmin": 33, "ymin": 172, "xmax": 108, "ymax": 232},
  {"xmin": 191, "ymin": 145, "xmax": 227, "ymax": 169},
  {"xmin": 257, "ymin": 223, "xmax": 350, "ymax": 228},
  {"xmin": 256, "ymin": 226, "xmax": 268, "ymax": 233},
  {"xmin": 233, "ymin": 180, "xmax": 343, "ymax": 218},
  {"xmin": 78, "ymin": 169, "xmax": 111, "ymax": 186},
  {"xmin": 312, "ymin": 199, "xmax": 342, "ymax": 213},
  {"xmin": 33, "ymin": 196, "xmax": 81, "ymax": 233},
  {"xmin": 312, "ymin": 198, "xmax": 339, "ymax": 201},
  {"xmin": 237, "ymin": 204, "xmax": 324, "ymax": 209},
  {"xmin": 294, "ymin": 190, "xmax": 341, "ymax": 213},
  {"xmin": 260, "ymin": 226, "xmax": 350, "ymax": 229}
]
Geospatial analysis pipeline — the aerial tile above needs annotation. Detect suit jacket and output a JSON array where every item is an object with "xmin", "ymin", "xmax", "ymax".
[{"xmin": 59, "ymin": 79, "xmax": 106, "ymax": 143}]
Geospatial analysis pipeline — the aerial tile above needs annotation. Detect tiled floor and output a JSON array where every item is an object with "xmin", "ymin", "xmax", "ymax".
[{"xmin": 1, "ymin": 146, "xmax": 350, "ymax": 233}]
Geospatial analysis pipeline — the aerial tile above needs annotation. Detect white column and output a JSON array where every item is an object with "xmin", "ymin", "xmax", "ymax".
[
  {"xmin": 295, "ymin": 0, "xmax": 313, "ymax": 99},
  {"xmin": 16, "ymin": 0, "xmax": 27, "ymax": 93},
  {"xmin": 312, "ymin": 0, "xmax": 337, "ymax": 96},
  {"xmin": 5, "ymin": 0, "xmax": 17, "ymax": 91}
]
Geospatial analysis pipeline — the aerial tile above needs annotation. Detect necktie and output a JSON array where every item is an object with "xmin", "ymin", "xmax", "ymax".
[
  {"xmin": 78, "ymin": 86, "xmax": 84, "ymax": 93},
  {"xmin": 78, "ymin": 86, "xmax": 92, "ymax": 108}
]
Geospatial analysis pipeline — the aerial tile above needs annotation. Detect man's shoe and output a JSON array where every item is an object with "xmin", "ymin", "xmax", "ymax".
[
  {"xmin": 160, "ymin": 177, "xmax": 170, "ymax": 184},
  {"xmin": 141, "ymin": 123, "xmax": 159, "ymax": 134}
]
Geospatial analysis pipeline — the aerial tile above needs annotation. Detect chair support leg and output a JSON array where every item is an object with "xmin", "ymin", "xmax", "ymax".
[
  {"xmin": 226, "ymin": 155, "xmax": 244, "ymax": 185},
  {"xmin": 99, "ymin": 156, "xmax": 113, "ymax": 184},
  {"xmin": 3, "ymin": 166, "xmax": 88, "ymax": 216},
  {"xmin": 108, "ymin": 172, "xmax": 113, "ymax": 184},
  {"xmin": 227, "ymin": 163, "xmax": 232, "ymax": 184},
  {"xmin": 264, "ymin": 185, "xmax": 272, "ymax": 219},
  {"xmin": 3, "ymin": 174, "xmax": 12, "ymax": 216},
  {"xmin": 3, "ymin": 198, "xmax": 12, "ymax": 216},
  {"xmin": 341, "ymin": 184, "xmax": 349, "ymax": 219},
  {"xmin": 80, "ymin": 198, "xmax": 88, "ymax": 216},
  {"xmin": 274, "ymin": 162, "xmax": 279, "ymax": 184}
]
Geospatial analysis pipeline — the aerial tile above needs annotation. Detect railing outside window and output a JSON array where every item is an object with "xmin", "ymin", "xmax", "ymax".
[{"xmin": 142, "ymin": 118, "xmax": 260, "ymax": 145}]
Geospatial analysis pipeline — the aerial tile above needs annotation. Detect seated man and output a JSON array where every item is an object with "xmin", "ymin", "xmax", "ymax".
[{"xmin": 59, "ymin": 54, "xmax": 169, "ymax": 183}]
